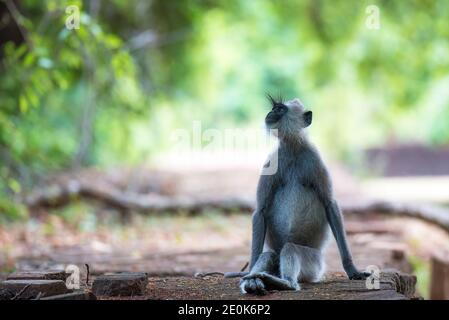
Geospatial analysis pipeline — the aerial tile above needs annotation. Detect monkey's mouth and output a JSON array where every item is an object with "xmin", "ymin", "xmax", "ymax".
[{"xmin": 265, "ymin": 113, "xmax": 282, "ymax": 126}]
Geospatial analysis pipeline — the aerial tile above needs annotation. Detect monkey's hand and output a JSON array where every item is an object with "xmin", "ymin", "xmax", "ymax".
[
  {"xmin": 240, "ymin": 272, "xmax": 299, "ymax": 295},
  {"xmin": 348, "ymin": 271, "xmax": 372, "ymax": 280},
  {"xmin": 346, "ymin": 267, "xmax": 372, "ymax": 280},
  {"xmin": 344, "ymin": 261, "xmax": 372, "ymax": 280}
]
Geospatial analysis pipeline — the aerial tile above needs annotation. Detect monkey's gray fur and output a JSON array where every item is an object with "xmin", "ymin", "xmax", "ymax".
[{"xmin": 227, "ymin": 96, "xmax": 370, "ymax": 295}]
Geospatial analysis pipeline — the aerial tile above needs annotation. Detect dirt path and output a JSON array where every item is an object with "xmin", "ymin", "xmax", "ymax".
[
  {"xmin": 4, "ymin": 164, "xmax": 449, "ymax": 299},
  {"xmin": 3, "ymin": 210, "xmax": 449, "ymax": 299},
  {"xmin": 6, "ymin": 212, "xmax": 420, "ymax": 276}
]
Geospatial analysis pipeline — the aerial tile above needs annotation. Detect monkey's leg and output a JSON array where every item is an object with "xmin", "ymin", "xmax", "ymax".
[
  {"xmin": 297, "ymin": 246, "xmax": 325, "ymax": 283},
  {"xmin": 242, "ymin": 272, "xmax": 295, "ymax": 291},
  {"xmin": 239, "ymin": 252, "xmax": 277, "ymax": 295},
  {"xmin": 241, "ymin": 251, "xmax": 296, "ymax": 293},
  {"xmin": 280, "ymin": 242, "xmax": 324, "ymax": 290}
]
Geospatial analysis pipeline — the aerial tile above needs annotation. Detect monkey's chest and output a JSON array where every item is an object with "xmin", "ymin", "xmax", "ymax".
[{"xmin": 266, "ymin": 184, "xmax": 329, "ymax": 250}]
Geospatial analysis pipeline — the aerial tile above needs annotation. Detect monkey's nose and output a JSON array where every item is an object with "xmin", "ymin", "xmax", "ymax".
[{"xmin": 265, "ymin": 113, "xmax": 280, "ymax": 125}]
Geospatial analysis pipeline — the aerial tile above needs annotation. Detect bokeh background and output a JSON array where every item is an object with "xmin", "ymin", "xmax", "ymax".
[{"xmin": 1, "ymin": 0, "xmax": 449, "ymax": 299}]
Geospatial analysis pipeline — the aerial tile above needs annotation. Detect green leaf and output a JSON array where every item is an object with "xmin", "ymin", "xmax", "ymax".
[
  {"xmin": 7, "ymin": 178, "xmax": 21, "ymax": 194},
  {"xmin": 19, "ymin": 95, "xmax": 28, "ymax": 113}
]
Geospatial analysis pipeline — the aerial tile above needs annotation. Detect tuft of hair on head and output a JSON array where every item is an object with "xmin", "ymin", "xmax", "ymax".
[{"xmin": 266, "ymin": 93, "xmax": 285, "ymax": 108}]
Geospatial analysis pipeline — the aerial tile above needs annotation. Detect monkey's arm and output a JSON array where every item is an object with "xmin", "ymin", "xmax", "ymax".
[
  {"xmin": 249, "ymin": 174, "xmax": 274, "ymax": 270},
  {"xmin": 310, "ymin": 164, "xmax": 370, "ymax": 280},
  {"xmin": 249, "ymin": 210, "xmax": 266, "ymax": 270},
  {"xmin": 223, "ymin": 212, "xmax": 265, "ymax": 278},
  {"xmin": 324, "ymin": 200, "xmax": 369, "ymax": 279}
]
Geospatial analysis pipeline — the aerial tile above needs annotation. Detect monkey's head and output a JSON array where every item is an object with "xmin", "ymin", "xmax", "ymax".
[{"xmin": 265, "ymin": 95, "xmax": 312, "ymax": 137}]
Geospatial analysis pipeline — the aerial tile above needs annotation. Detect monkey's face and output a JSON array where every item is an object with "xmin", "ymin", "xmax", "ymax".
[
  {"xmin": 265, "ymin": 101, "xmax": 288, "ymax": 127},
  {"xmin": 265, "ymin": 97, "xmax": 312, "ymax": 133}
]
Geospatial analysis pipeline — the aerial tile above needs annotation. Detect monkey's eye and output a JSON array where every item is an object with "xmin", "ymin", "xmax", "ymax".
[{"xmin": 272, "ymin": 104, "xmax": 287, "ymax": 113}]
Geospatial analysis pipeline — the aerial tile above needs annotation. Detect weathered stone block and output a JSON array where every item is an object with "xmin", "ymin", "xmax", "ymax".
[
  {"xmin": 92, "ymin": 272, "xmax": 148, "ymax": 297},
  {"xmin": 41, "ymin": 290, "xmax": 97, "ymax": 300},
  {"xmin": 0, "ymin": 288, "xmax": 15, "ymax": 300},
  {"xmin": 7, "ymin": 270, "xmax": 69, "ymax": 281},
  {"xmin": 381, "ymin": 270, "xmax": 417, "ymax": 298},
  {"xmin": 0, "ymin": 280, "xmax": 70, "ymax": 299}
]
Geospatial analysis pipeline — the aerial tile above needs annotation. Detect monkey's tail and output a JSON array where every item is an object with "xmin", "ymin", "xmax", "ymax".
[
  {"xmin": 194, "ymin": 262, "xmax": 250, "ymax": 278},
  {"xmin": 223, "ymin": 271, "xmax": 250, "ymax": 278},
  {"xmin": 194, "ymin": 271, "xmax": 250, "ymax": 278}
]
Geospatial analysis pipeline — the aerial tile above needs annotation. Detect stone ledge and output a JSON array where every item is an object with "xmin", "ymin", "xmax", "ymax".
[{"xmin": 143, "ymin": 271, "xmax": 418, "ymax": 300}]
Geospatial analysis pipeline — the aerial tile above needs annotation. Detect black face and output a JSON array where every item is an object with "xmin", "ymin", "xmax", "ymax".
[{"xmin": 265, "ymin": 102, "xmax": 288, "ymax": 125}]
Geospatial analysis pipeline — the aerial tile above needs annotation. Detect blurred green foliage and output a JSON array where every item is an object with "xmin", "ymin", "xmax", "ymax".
[{"xmin": 1, "ymin": 0, "xmax": 449, "ymax": 219}]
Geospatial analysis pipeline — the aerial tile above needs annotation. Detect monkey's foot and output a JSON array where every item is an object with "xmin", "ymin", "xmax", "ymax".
[
  {"xmin": 241, "ymin": 272, "xmax": 299, "ymax": 294},
  {"xmin": 239, "ymin": 277, "xmax": 267, "ymax": 295}
]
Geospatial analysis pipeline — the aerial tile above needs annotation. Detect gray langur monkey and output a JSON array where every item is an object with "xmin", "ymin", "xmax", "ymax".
[{"xmin": 226, "ymin": 95, "xmax": 370, "ymax": 295}]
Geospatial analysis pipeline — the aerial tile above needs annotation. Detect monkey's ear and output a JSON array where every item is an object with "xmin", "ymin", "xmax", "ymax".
[{"xmin": 304, "ymin": 111, "xmax": 312, "ymax": 127}]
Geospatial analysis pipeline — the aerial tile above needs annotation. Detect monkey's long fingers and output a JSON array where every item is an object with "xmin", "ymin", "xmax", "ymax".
[
  {"xmin": 254, "ymin": 278, "xmax": 267, "ymax": 295},
  {"xmin": 243, "ymin": 272, "xmax": 296, "ymax": 291},
  {"xmin": 260, "ymin": 274, "xmax": 295, "ymax": 291},
  {"xmin": 349, "ymin": 271, "xmax": 372, "ymax": 280},
  {"xmin": 240, "ymin": 278, "xmax": 267, "ymax": 295},
  {"xmin": 241, "ymin": 279, "xmax": 257, "ymax": 294}
]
